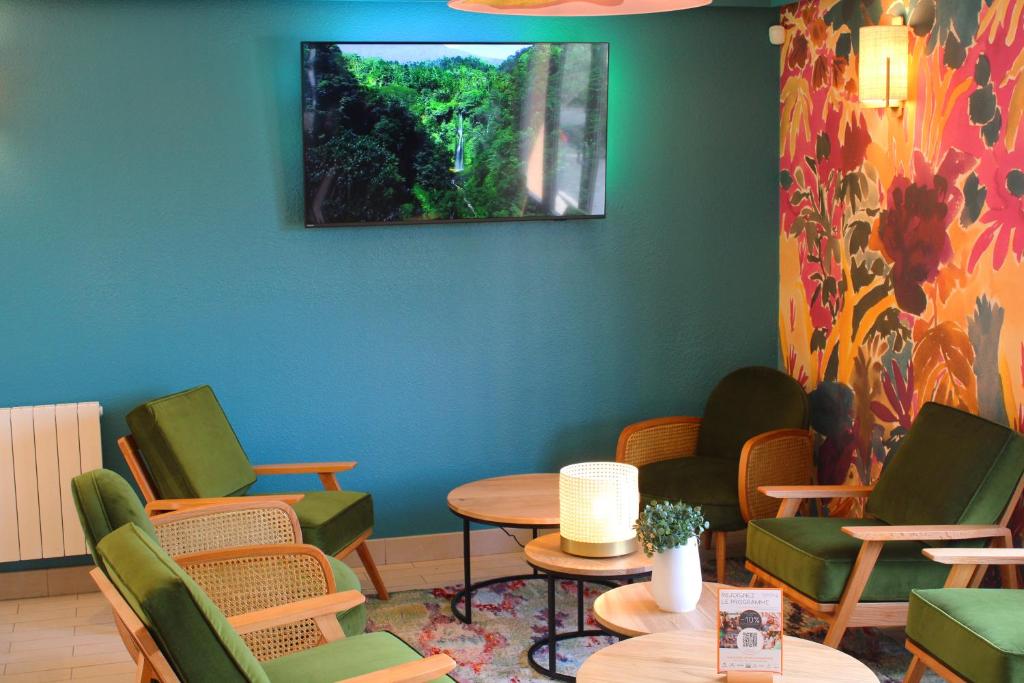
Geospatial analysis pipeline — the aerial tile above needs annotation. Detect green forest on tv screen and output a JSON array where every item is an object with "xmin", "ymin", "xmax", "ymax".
[{"xmin": 302, "ymin": 43, "xmax": 608, "ymax": 226}]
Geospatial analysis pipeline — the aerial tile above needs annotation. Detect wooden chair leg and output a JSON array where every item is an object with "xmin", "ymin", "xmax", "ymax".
[
  {"xmin": 1002, "ymin": 564, "xmax": 1020, "ymax": 589},
  {"xmin": 135, "ymin": 656, "xmax": 156, "ymax": 683},
  {"xmin": 714, "ymin": 532, "xmax": 727, "ymax": 585},
  {"xmin": 903, "ymin": 655, "xmax": 927, "ymax": 683},
  {"xmin": 355, "ymin": 541, "xmax": 389, "ymax": 600},
  {"xmin": 995, "ymin": 532, "xmax": 1020, "ymax": 589},
  {"xmin": 749, "ymin": 575, "xmax": 759, "ymax": 587},
  {"xmin": 823, "ymin": 540, "xmax": 882, "ymax": 648}
]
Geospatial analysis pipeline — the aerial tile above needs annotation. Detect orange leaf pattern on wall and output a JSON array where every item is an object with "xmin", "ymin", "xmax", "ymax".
[
  {"xmin": 780, "ymin": 0, "xmax": 1024, "ymax": 503},
  {"xmin": 912, "ymin": 321, "xmax": 978, "ymax": 412}
]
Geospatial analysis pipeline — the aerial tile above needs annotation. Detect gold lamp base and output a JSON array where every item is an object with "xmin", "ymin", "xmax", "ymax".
[{"xmin": 560, "ymin": 535, "xmax": 637, "ymax": 558}]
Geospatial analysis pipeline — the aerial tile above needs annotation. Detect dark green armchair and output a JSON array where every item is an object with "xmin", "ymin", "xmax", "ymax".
[
  {"xmin": 904, "ymin": 546, "xmax": 1024, "ymax": 683},
  {"xmin": 118, "ymin": 384, "xmax": 387, "ymax": 599},
  {"xmin": 617, "ymin": 366, "xmax": 813, "ymax": 584},
  {"xmin": 746, "ymin": 402, "xmax": 1024, "ymax": 649},
  {"xmin": 90, "ymin": 523, "xmax": 455, "ymax": 683}
]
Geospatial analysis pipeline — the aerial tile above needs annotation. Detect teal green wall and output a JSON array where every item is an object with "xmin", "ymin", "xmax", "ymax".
[{"xmin": 0, "ymin": 0, "xmax": 778, "ymax": 569}]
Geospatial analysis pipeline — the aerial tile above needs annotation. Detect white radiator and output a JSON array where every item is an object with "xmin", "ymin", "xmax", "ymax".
[{"xmin": 0, "ymin": 402, "xmax": 103, "ymax": 562}]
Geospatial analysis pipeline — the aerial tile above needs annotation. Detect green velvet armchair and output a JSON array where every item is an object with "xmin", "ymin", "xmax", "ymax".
[
  {"xmin": 904, "ymin": 547, "xmax": 1024, "ymax": 683},
  {"xmin": 617, "ymin": 366, "xmax": 813, "ymax": 584},
  {"xmin": 746, "ymin": 402, "xmax": 1024, "ymax": 649},
  {"xmin": 91, "ymin": 523, "xmax": 455, "ymax": 683},
  {"xmin": 118, "ymin": 385, "xmax": 388, "ymax": 599},
  {"xmin": 71, "ymin": 468, "xmax": 367, "ymax": 644}
]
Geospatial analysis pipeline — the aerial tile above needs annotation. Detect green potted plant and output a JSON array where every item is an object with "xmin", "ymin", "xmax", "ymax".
[{"xmin": 634, "ymin": 500, "xmax": 709, "ymax": 612}]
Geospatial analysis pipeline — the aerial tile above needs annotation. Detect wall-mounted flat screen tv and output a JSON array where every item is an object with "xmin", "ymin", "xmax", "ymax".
[{"xmin": 302, "ymin": 42, "xmax": 608, "ymax": 227}]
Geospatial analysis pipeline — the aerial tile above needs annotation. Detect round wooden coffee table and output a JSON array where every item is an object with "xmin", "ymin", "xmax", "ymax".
[
  {"xmin": 576, "ymin": 629, "xmax": 878, "ymax": 682},
  {"xmin": 447, "ymin": 473, "xmax": 560, "ymax": 623},
  {"xmin": 593, "ymin": 580, "xmax": 728, "ymax": 637},
  {"xmin": 524, "ymin": 533, "xmax": 652, "ymax": 681}
]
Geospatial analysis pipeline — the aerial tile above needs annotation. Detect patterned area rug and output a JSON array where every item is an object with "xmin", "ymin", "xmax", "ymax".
[{"xmin": 365, "ymin": 558, "xmax": 941, "ymax": 682}]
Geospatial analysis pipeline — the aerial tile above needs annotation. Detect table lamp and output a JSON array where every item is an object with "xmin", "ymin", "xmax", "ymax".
[{"xmin": 559, "ymin": 462, "xmax": 639, "ymax": 557}]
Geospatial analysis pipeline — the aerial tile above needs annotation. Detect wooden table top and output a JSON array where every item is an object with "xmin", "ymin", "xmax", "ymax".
[
  {"xmin": 447, "ymin": 473, "xmax": 560, "ymax": 526},
  {"xmin": 524, "ymin": 532, "xmax": 652, "ymax": 578},
  {"xmin": 576, "ymin": 630, "xmax": 878, "ymax": 683},
  {"xmin": 593, "ymin": 581, "xmax": 728, "ymax": 637}
]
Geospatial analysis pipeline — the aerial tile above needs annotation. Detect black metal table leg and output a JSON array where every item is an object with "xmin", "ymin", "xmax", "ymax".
[
  {"xmin": 527, "ymin": 572, "xmax": 631, "ymax": 681},
  {"xmin": 462, "ymin": 518, "xmax": 471, "ymax": 623},
  {"xmin": 548, "ymin": 574, "xmax": 557, "ymax": 674},
  {"xmin": 450, "ymin": 519, "xmax": 554, "ymax": 624},
  {"xmin": 577, "ymin": 580, "xmax": 584, "ymax": 631}
]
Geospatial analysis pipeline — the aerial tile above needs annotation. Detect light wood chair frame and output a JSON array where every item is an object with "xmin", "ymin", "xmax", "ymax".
[
  {"xmin": 91, "ymin": 565, "xmax": 454, "ymax": 683},
  {"xmin": 119, "ymin": 434, "xmax": 389, "ymax": 600},
  {"xmin": 617, "ymin": 416, "xmax": 815, "ymax": 584},
  {"xmin": 904, "ymin": 547, "xmax": 1024, "ymax": 683},
  {"xmin": 745, "ymin": 478, "xmax": 1024, "ymax": 649}
]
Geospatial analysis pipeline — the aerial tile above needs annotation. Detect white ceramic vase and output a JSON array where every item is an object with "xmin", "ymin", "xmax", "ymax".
[{"xmin": 650, "ymin": 536, "xmax": 702, "ymax": 613}]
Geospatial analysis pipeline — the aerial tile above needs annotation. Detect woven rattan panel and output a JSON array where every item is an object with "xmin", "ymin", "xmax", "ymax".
[
  {"xmin": 623, "ymin": 422, "xmax": 700, "ymax": 468},
  {"xmin": 743, "ymin": 434, "xmax": 813, "ymax": 521},
  {"xmin": 155, "ymin": 507, "xmax": 297, "ymax": 556},
  {"xmin": 184, "ymin": 552, "xmax": 330, "ymax": 661}
]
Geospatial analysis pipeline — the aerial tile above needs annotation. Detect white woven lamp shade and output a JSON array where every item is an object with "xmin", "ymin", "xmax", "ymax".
[
  {"xmin": 559, "ymin": 462, "xmax": 639, "ymax": 558},
  {"xmin": 859, "ymin": 22, "xmax": 909, "ymax": 108}
]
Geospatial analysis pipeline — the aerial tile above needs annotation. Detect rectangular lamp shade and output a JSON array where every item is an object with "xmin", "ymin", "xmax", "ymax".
[
  {"xmin": 559, "ymin": 461, "xmax": 639, "ymax": 557},
  {"xmin": 859, "ymin": 24, "xmax": 909, "ymax": 108}
]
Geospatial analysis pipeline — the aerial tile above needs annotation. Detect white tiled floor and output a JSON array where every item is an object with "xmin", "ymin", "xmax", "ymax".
[{"xmin": 0, "ymin": 552, "xmax": 530, "ymax": 682}]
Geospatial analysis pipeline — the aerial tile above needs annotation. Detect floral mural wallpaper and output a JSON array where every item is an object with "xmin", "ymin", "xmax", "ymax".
[{"xmin": 779, "ymin": 0, "xmax": 1024, "ymax": 516}]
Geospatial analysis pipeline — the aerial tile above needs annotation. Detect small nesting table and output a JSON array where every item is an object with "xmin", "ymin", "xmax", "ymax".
[
  {"xmin": 446, "ymin": 473, "xmax": 560, "ymax": 623},
  {"xmin": 592, "ymin": 580, "xmax": 728, "ymax": 637},
  {"xmin": 524, "ymin": 533, "xmax": 652, "ymax": 681},
  {"xmin": 576, "ymin": 629, "xmax": 879, "ymax": 682}
]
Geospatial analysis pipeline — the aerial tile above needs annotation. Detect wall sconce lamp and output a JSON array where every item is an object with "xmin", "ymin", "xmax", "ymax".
[
  {"xmin": 859, "ymin": 17, "xmax": 909, "ymax": 109},
  {"xmin": 559, "ymin": 461, "xmax": 639, "ymax": 558}
]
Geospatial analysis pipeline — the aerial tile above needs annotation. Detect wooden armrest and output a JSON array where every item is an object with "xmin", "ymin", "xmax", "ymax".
[
  {"xmin": 253, "ymin": 462, "xmax": 358, "ymax": 475},
  {"xmin": 758, "ymin": 484, "xmax": 874, "ymax": 500},
  {"xmin": 842, "ymin": 524, "xmax": 1011, "ymax": 542},
  {"xmin": 228, "ymin": 590, "xmax": 366, "ymax": 635},
  {"xmin": 338, "ymin": 654, "xmax": 457, "ymax": 683},
  {"xmin": 923, "ymin": 548, "xmax": 1024, "ymax": 565},
  {"xmin": 145, "ymin": 494, "xmax": 303, "ymax": 515}
]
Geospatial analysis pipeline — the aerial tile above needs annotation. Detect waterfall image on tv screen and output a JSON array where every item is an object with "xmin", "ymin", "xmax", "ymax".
[{"xmin": 302, "ymin": 42, "xmax": 608, "ymax": 227}]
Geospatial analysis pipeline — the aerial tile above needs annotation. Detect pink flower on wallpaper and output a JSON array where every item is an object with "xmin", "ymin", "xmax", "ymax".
[{"xmin": 968, "ymin": 149, "xmax": 1024, "ymax": 272}]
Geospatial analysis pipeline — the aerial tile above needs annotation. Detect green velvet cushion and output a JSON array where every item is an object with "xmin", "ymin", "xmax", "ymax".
[
  {"xmin": 908, "ymin": 588, "xmax": 1024, "ymax": 683},
  {"xmin": 746, "ymin": 517, "xmax": 949, "ymax": 603},
  {"xmin": 867, "ymin": 402, "xmax": 1024, "ymax": 532},
  {"xmin": 695, "ymin": 366, "xmax": 809, "ymax": 461},
  {"xmin": 325, "ymin": 556, "xmax": 367, "ymax": 636},
  {"xmin": 71, "ymin": 469, "xmax": 158, "ymax": 559},
  {"xmin": 638, "ymin": 458, "xmax": 744, "ymax": 531},
  {"xmin": 97, "ymin": 524, "xmax": 268, "ymax": 683},
  {"xmin": 127, "ymin": 385, "xmax": 257, "ymax": 499},
  {"xmin": 286, "ymin": 491, "xmax": 374, "ymax": 556},
  {"xmin": 261, "ymin": 631, "xmax": 455, "ymax": 683}
]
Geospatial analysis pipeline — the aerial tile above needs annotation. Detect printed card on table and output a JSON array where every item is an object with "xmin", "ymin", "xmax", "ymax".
[{"xmin": 717, "ymin": 588, "xmax": 783, "ymax": 674}]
